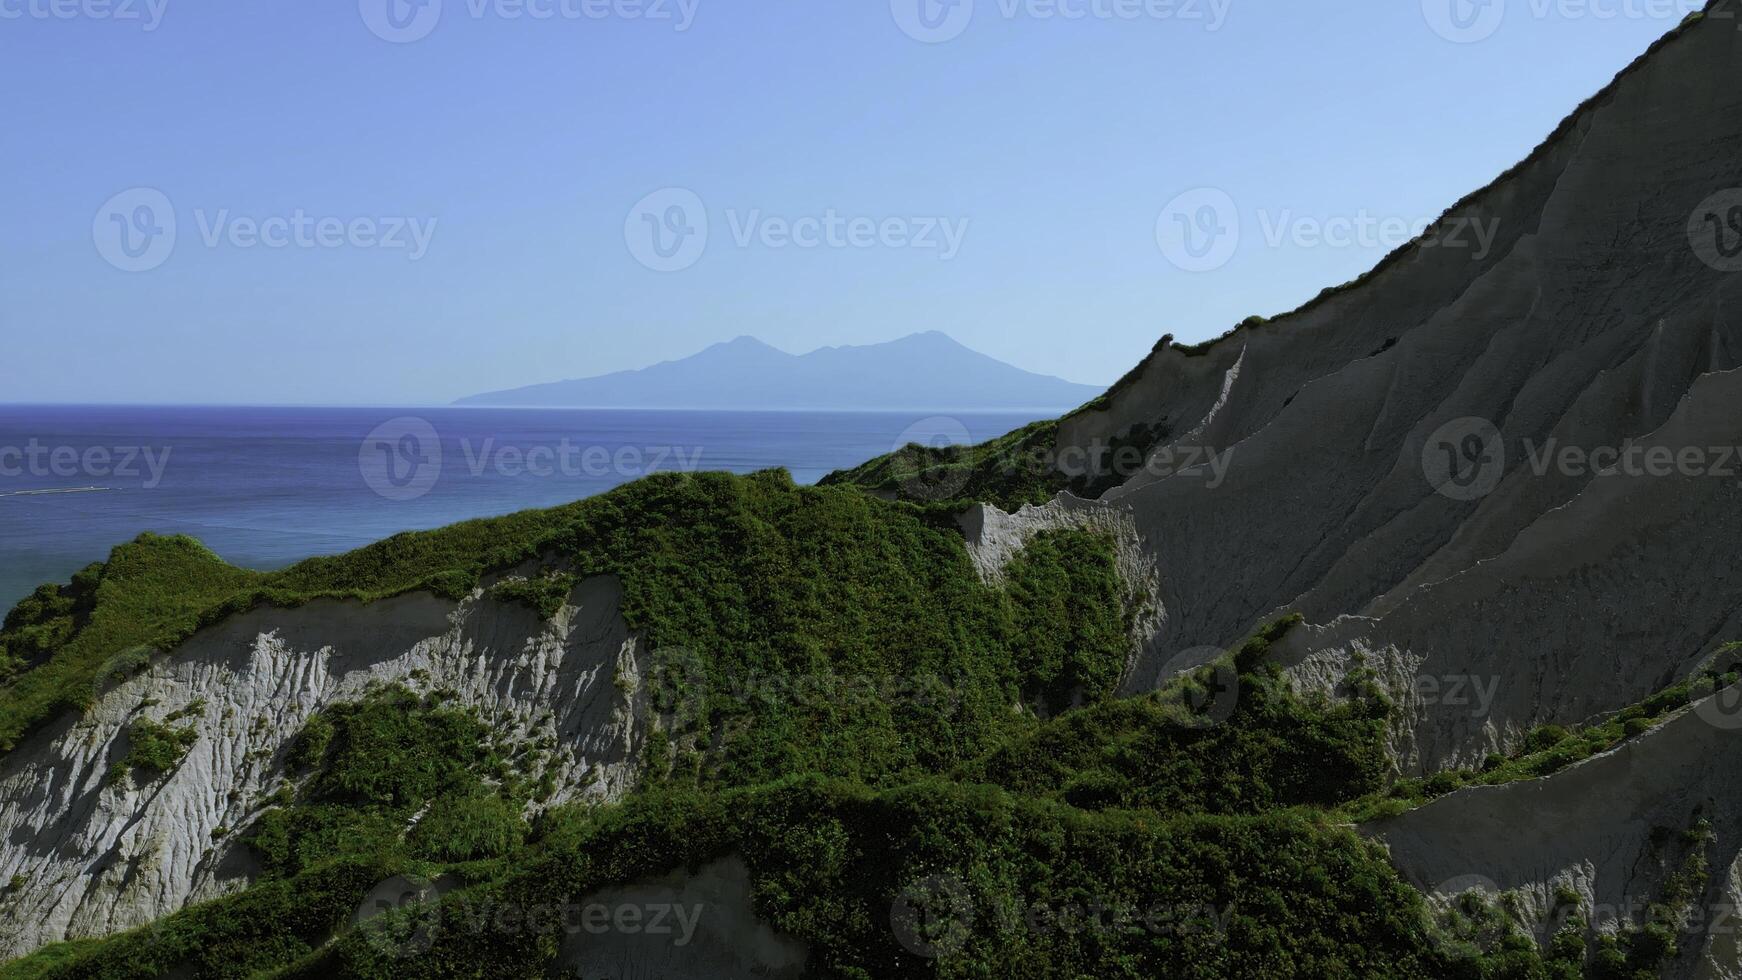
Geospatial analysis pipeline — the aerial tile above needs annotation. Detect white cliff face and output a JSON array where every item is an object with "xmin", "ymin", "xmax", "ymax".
[
  {"xmin": 0, "ymin": 574, "xmax": 649, "ymax": 959},
  {"xmin": 1369, "ymin": 689, "xmax": 1742, "ymax": 980},
  {"xmin": 958, "ymin": 499, "xmax": 1164, "ymax": 690}
]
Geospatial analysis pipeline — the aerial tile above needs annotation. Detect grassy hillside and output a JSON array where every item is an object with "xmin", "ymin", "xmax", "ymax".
[
  {"xmin": 0, "ymin": 472, "xmax": 1714, "ymax": 978},
  {"xmin": 1, "ymin": 622, "xmax": 1443, "ymax": 980},
  {"xmin": 4, "ymin": 607, "xmax": 1643, "ymax": 979},
  {"xmin": 817, "ymin": 419, "xmax": 1069, "ymax": 510},
  {"xmin": 0, "ymin": 470, "xmax": 1133, "ymax": 770}
]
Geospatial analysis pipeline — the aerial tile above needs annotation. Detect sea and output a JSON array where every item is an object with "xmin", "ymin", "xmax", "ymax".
[{"xmin": 0, "ymin": 405, "xmax": 1046, "ymax": 612}]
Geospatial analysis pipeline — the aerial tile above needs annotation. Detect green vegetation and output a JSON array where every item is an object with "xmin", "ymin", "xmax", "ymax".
[
  {"xmin": 818, "ymin": 419, "xmax": 1068, "ymax": 510},
  {"xmin": 1589, "ymin": 817, "xmax": 1713, "ymax": 979},
  {"xmin": 106, "ymin": 717, "xmax": 199, "ymax": 785},
  {"xmin": 0, "ymin": 471, "xmax": 1131, "ymax": 766},
  {"xmin": 4, "ymin": 466, "xmax": 1734, "ymax": 977},
  {"xmin": 485, "ymin": 571, "xmax": 578, "ymax": 620},
  {"xmin": 962, "ymin": 617, "xmax": 1392, "ymax": 814},
  {"xmin": 0, "ymin": 608, "xmax": 1450, "ymax": 979},
  {"xmin": 0, "ymin": 567, "xmax": 102, "ymax": 683},
  {"xmin": 296, "ymin": 777, "xmax": 1454, "ymax": 980},
  {"xmin": 250, "ymin": 687, "xmax": 527, "ymax": 879},
  {"xmin": 7, "ymin": 608, "xmax": 1721, "ymax": 978},
  {"xmin": 0, "ymin": 535, "xmax": 260, "ymax": 752},
  {"xmin": 1345, "ymin": 657, "xmax": 1742, "ymax": 822},
  {"xmin": 818, "ymin": 412, "xmax": 1181, "ymax": 507}
]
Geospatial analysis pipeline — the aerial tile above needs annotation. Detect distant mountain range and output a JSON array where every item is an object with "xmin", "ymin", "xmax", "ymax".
[{"xmin": 454, "ymin": 332, "xmax": 1105, "ymax": 410}]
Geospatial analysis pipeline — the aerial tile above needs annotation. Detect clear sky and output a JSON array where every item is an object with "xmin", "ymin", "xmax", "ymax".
[{"xmin": 0, "ymin": 0, "xmax": 1703, "ymax": 405}]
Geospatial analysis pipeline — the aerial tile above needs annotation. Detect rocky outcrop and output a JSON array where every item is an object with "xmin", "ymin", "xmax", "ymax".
[
  {"xmin": 1024, "ymin": 2, "xmax": 1742, "ymax": 773},
  {"xmin": 959, "ymin": 499, "xmax": 1165, "ymax": 688},
  {"xmin": 1368, "ymin": 688, "xmax": 1742, "ymax": 979},
  {"xmin": 0, "ymin": 575, "xmax": 649, "ymax": 958}
]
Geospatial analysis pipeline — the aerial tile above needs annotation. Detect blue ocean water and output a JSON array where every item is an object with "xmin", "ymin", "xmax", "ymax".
[{"xmin": 0, "ymin": 406, "xmax": 1043, "ymax": 611}]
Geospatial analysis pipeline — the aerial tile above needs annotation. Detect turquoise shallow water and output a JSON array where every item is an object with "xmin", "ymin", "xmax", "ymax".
[{"xmin": 0, "ymin": 406, "xmax": 1044, "ymax": 611}]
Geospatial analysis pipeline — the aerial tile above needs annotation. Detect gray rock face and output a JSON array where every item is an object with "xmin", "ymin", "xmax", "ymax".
[
  {"xmin": 1019, "ymin": 3, "xmax": 1742, "ymax": 773},
  {"xmin": 1371, "ymin": 689, "xmax": 1742, "ymax": 980},
  {"xmin": 0, "ymin": 576, "xmax": 651, "ymax": 958}
]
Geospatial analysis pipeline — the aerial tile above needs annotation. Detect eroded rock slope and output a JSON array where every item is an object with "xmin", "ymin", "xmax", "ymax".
[
  {"xmin": 996, "ymin": 3, "xmax": 1742, "ymax": 773},
  {"xmin": 0, "ymin": 575, "xmax": 647, "ymax": 957}
]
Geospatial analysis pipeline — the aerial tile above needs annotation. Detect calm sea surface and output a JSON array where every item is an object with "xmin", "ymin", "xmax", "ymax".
[{"xmin": 0, "ymin": 406, "xmax": 1044, "ymax": 611}]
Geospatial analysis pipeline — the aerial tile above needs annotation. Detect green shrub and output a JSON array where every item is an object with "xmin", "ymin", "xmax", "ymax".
[
  {"xmin": 107, "ymin": 717, "xmax": 198, "ymax": 785},
  {"xmin": 408, "ymin": 793, "xmax": 526, "ymax": 862}
]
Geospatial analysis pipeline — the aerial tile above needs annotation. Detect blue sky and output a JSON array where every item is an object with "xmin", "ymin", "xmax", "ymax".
[{"xmin": 0, "ymin": 0, "xmax": 1702, "ymax": 405}]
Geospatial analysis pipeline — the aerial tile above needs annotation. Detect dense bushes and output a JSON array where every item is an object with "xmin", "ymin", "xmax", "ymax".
[
  {"xmin": 964, "ymin": 617, "xmax": 1392, "ymax": 815},
  {"xmin": 818, "ymin": 420, "xmax": 1068, "ymax": 509},
  {"xmin": 249, "ymin": 688, "xmax": 522, "ymax": 880},
  {"xmin": 0, "ymin": 472, "xmax": 1135, "ymax": 791},
  {"xmin": 297, "ymin": 777, "xmax": 1455, "ymax": 980}
]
